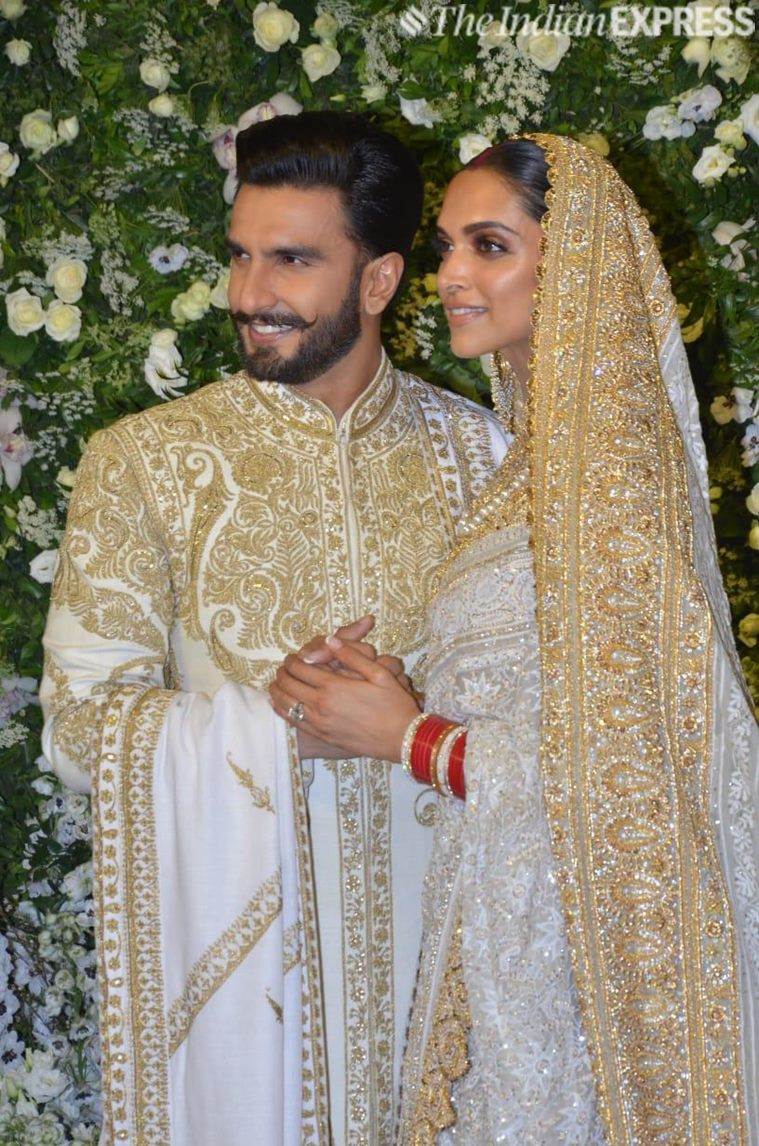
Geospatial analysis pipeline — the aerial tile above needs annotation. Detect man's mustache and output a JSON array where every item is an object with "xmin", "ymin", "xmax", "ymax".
[{"xmin": 231, "ymin": 308, "xmax": 315, "ymax": 331}]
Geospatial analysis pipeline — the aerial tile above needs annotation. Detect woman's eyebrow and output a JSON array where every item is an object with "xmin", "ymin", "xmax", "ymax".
[{"xmin": 435, "ymin": 220, "xmax": 520, "ymax": 238}]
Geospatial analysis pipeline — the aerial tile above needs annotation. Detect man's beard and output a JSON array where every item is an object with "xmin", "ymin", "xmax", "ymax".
[{"xmin": 232, "ymin": 262, "xmax": 363, "ymax": 386}]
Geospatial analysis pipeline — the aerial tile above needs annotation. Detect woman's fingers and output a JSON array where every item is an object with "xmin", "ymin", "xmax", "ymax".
[
  {"xmin": 325, "ymin": 638, "xmax": 394, "ymax": 685},
  {"xmin": 334, "ymin": 614, "xmax": 375, "ymax": 641}
]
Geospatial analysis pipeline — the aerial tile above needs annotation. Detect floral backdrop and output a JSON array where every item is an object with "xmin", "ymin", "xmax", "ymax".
[{"xmin": 0, "ymin": 0, "xmax": 756, "ymax": 1138}]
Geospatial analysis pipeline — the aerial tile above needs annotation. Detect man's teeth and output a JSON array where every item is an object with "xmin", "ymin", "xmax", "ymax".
[{"xmin": 250, "ymin": 322, "xmax": 293, "ymax": 333}]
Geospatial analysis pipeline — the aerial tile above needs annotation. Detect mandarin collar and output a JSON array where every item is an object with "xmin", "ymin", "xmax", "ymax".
[{"xmin": 246, "ymin": 347, "xmax": 396, "ymax": 440}]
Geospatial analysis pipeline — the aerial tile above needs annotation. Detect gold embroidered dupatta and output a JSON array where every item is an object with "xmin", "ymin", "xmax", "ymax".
[{"xmin": 522, "ymin": 133, "xmax": 747, "ymax": 1144}]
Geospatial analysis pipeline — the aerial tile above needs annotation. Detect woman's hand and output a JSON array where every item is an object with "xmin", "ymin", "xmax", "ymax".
[
  {"xmin": 270, "ymin": 638, "xmax": 421, "ymax": 762},
  {"xmin": 295, "ymin": 615, "xmax": 413, "ymax": 691}
]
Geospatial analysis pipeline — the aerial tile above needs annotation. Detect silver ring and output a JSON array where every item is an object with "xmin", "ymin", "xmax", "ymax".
[{"xmin": 288, "ymin": 702, "xmax": 306, "ymax": 723}]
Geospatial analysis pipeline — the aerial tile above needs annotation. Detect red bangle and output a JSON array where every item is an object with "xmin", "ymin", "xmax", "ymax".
[
  {"xmin": 409, "ymin": 715, "xmax": 457, "ymax": 786},
  {"xmin": 447, "ymin": 732, "xmax": 467, "ymax": 800}
]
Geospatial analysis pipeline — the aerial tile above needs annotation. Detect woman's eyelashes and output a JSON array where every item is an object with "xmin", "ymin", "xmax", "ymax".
[{"xmin": 431, "ymin": 234, "xmax": 510, "ymax": 258}]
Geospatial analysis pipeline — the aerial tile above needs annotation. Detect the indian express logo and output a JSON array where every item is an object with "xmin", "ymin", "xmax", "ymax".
[{"xmin": 399, "ymin": 4, "xmax": 756, "ymax": 38}]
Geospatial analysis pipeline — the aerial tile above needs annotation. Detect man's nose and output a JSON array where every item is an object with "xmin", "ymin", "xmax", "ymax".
[{"xmin": 233, "ymin": 261, "xmax": 279, "ymax": 315}]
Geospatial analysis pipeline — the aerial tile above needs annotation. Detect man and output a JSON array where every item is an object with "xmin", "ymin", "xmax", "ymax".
[{"xmin": 40, "ymin": 112, "xmax": 508, "ymax": 1144}]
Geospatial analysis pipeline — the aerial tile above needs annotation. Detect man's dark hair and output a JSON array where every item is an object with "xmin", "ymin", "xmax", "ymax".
[{"xmin": 235, "ymin": 110, "xmax": 424, "ymax": 267}]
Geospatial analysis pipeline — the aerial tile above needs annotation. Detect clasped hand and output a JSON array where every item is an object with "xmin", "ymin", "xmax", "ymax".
[{"xmin": 269, "ymin": 615, "xmax": 421, "ymax": 762}]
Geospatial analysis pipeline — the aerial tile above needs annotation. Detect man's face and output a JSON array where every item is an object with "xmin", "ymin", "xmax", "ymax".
[{"xmin": 227, "ymin": 184, "xmax": 366, "ymax": 385}]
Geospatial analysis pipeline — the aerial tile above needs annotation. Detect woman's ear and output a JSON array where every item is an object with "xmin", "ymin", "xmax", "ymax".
[{"xmin": 363, "ymin": 252, "xmax": 405, "ymax": 315}]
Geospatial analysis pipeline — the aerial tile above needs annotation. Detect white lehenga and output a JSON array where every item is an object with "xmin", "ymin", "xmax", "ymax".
[{"xmin": 403, "ymin": 523, "xmax": 605, "ymax": 1144}]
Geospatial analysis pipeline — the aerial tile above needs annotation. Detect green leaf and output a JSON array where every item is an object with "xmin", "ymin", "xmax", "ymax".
[{"xmin": 0, "ymin": 328, "xmax": 38, "ymax": 368}]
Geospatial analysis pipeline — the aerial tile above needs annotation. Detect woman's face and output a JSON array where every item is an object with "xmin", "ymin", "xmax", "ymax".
[{"xmin": 435, "ymin": 168, "xmax": 544, "ymax": 368}]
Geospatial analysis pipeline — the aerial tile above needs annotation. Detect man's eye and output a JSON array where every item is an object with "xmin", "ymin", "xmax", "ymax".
[
  {"xmin": 229, "ymin": 248, "xmax": 248, "ymax": 261},
  {"xmin": 280, "ymin": 254, "xmax": 306, "ymax": 266}
]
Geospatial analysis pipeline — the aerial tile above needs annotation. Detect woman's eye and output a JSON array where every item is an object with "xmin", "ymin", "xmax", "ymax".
[
  {"xmin": 476, "ymin": 237, "xmax": 507, "ymax": 254},
  {"xmin": 431, "ymin": 237, "xmax": 451, "ymax": 256}
]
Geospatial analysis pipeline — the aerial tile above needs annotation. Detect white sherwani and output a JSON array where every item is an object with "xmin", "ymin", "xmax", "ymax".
[{"xmin": 40, "ymin": 350, "xmax": 508, "ymax": 1145}]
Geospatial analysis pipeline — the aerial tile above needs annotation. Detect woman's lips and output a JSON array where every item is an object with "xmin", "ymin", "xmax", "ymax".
[{"xmin": 445, "ymin": 306, "xmax": 488, "ymax": 327}]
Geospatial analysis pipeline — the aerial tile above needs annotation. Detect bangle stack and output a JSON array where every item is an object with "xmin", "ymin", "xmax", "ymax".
[{"xmin": 399, "ymin": 713, "xmax": 467, "ymax": 800}]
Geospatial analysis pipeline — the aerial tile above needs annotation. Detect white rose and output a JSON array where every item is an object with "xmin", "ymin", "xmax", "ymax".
[
  {"xmin": 18, "ymin": 109, "xmax": 58, "ymax": 155},
  {"xmin": 301, "ymin": 42, "xmax": 340, "ymax": 82},
  {"xmin": 148, "ymin": 94, "xmax": 175, "ymax": 117},
  {"xmin": 746, "ymin": 482, "xmax": 759, "ymax": 517},
  {"xmin": 252, "ymin": 3, "xmax": 300, "ymax": 52},
  {"xmin": 714, "ymin": 118, "xmax": 747, "ymax": 149},
  {"xmin": 171, "ymin": 281, "xmax": 211, "ymax": 323},
  {"xmin": 312, "ymin": 13, "xmax": 338, "ymax": 41},
  {"xmin": 57, "ymin": 115, "xmax": 79, "ymax": 143},
  {"xmin": 681, "ymin": 36, "xmax": 711, "ymax": 75},
  {"xmin": 516, "ymin": 30, "xmax": 571, "ymax": 72},
  {"xmin": 237, "ymin": 91, "xmax": 302, "ymax": 131},
  {"xmin": 678, "ymin": 85, "xmax": 722, "ymax": 123},
  {"xmin": 139, "ymin": 57, "xmax": 171, "ymax": 92},
  {"xmin": 711, "ymin": 36, "xmax": 751, "ymax": 85},
  {"xmin": 5, "ymin": 38, "xmax": 31, "ymax": 66},
  {"xmin": 479, "ymin": 18, "xmax": 510, "ymax": 47},
  {"xmin": 399, "ymin": 97, "xmax": 437, "ymax": 129},
  {"xmin": 458, "ymin": 133, "xmax": 493, "ymax": 165},
  {"xmin": 731, "ymin": 385, "xmax": 756, "ymax": 423},
  {"xmin": 55, "ymin": 466, "xmax": 76, "ymax": 489},
  {"xmin": 687, "ymin": 0, "xmax": 730, "ymax": 37},
  {"xmin": 0, "ymin": 0, "xmax": 26, "ymax": 17},
  {"xmin": 45, "ymin": 300, "xmax": 82, "ymax": 343},
  {"xmin": 0, "ymin": 142, "xmax": 20, "ymax": 185},
  {"xmin": 29, "ymin": 549, "xmax": 59, "ymax": 584},
  {"xmin": 5, "ymin": 288, "xmax": 45, "ymax": 336},
  {"xmin": 749, "ymin": 524, "xmax": 759, "ymax": 552},
  {"xmin": 45, "ymin": 257, "xmax": 87, "ymax": 303},
  {"xmin": 361, "ymin": 83, "xmax": 386, "ymax": 103},
  {"xmin": 710, "ymin": 395, "xmax": 734, "ymax": 424},
  {"xmin": 711, "ymin": 219, "xmax": 745, "ymax": 245},
  {"xmin": 692, "ymin": 142, "xmax": 735, "ymax": 183},
  {"xmin": 738, "ymin": 93, "xmax": 759, "ymax": 146},
  {"xmin": 19, "ymin": 1051, "xmax": 67, "ymax": 1104},
  {"xmin": 210, "ymin": 268, "xmax": 230, "ymax": 309},
  {"xmin": 643, "ymin": 105, "xmax": 689, "ymax": 141},
  {"xmin": 0, "ymin": 217, "xmax": 4, "ymax": 269}
]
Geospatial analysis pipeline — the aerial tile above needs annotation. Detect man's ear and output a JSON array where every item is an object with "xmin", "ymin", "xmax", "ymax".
[{"xmin": 362, "ymin": 252, "xmax": 405, "ymax": 316}]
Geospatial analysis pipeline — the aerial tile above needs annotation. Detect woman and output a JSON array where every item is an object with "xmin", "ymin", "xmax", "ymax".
[{"xmin": 271, "ymin": 134, "xmax": 759, "ymax": 1144}]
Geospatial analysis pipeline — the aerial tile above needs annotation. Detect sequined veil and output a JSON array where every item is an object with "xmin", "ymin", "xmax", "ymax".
[{"xmin": 398, "ymin": 134, "xmax": 758, "ymax": 1144}]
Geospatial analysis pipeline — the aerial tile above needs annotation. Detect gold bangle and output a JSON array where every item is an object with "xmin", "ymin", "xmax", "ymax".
[
  {"xmin": 434, "ymin": 724, "xmax": 465, "ymax": 798},
  {"xmin": 400, "ymin": 713, "xmax": 427, "ymax": 778}
]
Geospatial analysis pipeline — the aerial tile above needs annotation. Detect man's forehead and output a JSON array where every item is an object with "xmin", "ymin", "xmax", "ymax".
[{"xmin": 230, "ymin": 183, "xmax": 349, "ymax": 244}]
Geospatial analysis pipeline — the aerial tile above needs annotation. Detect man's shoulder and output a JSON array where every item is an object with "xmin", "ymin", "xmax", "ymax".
[
  {"xmin": 398, "ymin": 369, "xmax": 504, "ymax": 433},
  {"xmin": 95, "ymin": 375, "xmax": 238, "ymax": 452}
]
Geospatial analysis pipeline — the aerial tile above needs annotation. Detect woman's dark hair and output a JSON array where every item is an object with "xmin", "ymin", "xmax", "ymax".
[
  {"xmin": 235, "ymin": 111, "xmax": 424, "ymax": 266},
  {"xmin": 466, "ymin": 139, "xmax": 550, "ymax": 223}
]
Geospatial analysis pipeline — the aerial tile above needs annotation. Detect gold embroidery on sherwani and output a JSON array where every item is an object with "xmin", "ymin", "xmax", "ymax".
[
  {"xmin": 167, "ymin": 871, "xmax": 282, "ymax": 1055},
  {"xmin": 226, "ymin": 750, "xmax": 275, "ymax": 813},
  {"xmin": 93, "ymin": 685, "xmax": 175, "ymax": 1145},
  {"xmin": 49, "ymin": 351, "xmax": 505, "ymax": 1143},
  {"xmin": 432, "ymin": 135, "xmax": 745, "ymax": 1145}
]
